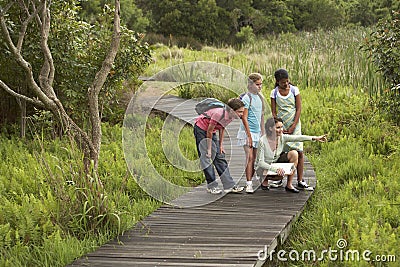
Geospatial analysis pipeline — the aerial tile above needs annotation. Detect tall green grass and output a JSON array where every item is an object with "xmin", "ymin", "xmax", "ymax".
[
  {"xmin": 145, "ymin": 26, "xmax": 387, "ymax": 97},
  {"xmin": 144, "ymin": 115, "xmax": 204, "ymax": 186},
  {"xmin": 0, "ymin": 119, "xmax": 198, "ymax": 266}
]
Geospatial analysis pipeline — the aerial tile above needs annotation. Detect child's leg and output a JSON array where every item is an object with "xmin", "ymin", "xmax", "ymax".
[
  {"xmin": 297, "ymin": 151, "xmax": 304, "ymax": 182},
  {"xmin": 194, "ymin": 125, "xmax": 218, "ymax": 188},
  {"xmin": 286, "ymin": 150, "xmax": 299, "ymax": 189},
  {"xmin": 243, "ymin": 145, "xmax": 254, "ymax": 182},
  {"xmin": 251, "ymin": 148, "xmax": 257, "ymax": 178}
]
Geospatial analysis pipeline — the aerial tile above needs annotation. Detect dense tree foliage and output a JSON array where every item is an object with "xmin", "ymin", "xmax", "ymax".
[
  {"xmin": 80, "ymin": 0, "xmax": 149, "ymax": 32},
  {"xmin": 0, "ymin": 0, "xmax": 151, "ymax": 128},
  {"xmin": 0, "ymin": 0, "xmax": 151, "ymax": 172},
  {"xmin": 50, "ymin": 2, "xmax": 151, "ymax": 125},
  {"xmin": 127, "ymin": 0, "xmax": 400, "ymax": 45}
]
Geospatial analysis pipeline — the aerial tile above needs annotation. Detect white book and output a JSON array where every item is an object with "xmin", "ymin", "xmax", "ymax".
[{"xmin": 266, "ymin": 163, "xmax": 295, "ymax": 176}]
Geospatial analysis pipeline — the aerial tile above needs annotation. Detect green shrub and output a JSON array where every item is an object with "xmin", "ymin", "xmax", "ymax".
[
  {"xmin": 235, "ymin": 26, "xmax": 256, "ymax": 46},
  {"xmin": 173, "ymin": 82, "xmax": 237, "ymax": 102},
  {"xmin": 363, "ymin": 11, "xmax": 400, "ymax": 125}
]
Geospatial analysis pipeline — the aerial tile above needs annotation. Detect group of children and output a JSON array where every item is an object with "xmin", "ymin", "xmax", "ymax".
[{"xmin": 193, "ymin": 69, "xmax": 327, "ymax": 195}]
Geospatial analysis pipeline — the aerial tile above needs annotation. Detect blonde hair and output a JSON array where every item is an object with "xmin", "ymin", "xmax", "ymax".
[{"xmin": 248, "ymin": 73, "xmax": 263, "ymax": 84}]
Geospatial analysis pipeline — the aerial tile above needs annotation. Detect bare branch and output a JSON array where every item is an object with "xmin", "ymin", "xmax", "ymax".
[
  {"xmin": 0, "ymin": 1, "xmax": 56, "ymax": 110},
  {"xmin": 38, "ymin": 0, "xmax": 56, "ymax": 91},
  {"xmin": 0, "ymin": 2, "xmax": 14, "ymax": 16},
  {"xmin": 0, "ymin": 9, "xmax": 19, "ymax": 55},
  {"xmin": 0, "ymin": 79, "xmax": 44, "ymax": 107},
  {"xmin": 30, "ymin": 0, "xmax": 43, "ymax": 31},
  {"xmin": 87, "ymin": 0, "xmax": 121, "ymax": 162},
  {"xmin": 16, "ymin": 0, "xmax": 43, "ymax": 52},
  {"xmin": 90, "ymin": 1, "xmax": 121, "ymax": 96}
]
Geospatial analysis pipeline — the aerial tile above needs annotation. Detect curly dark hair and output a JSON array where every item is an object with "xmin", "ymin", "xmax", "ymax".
[{"xmin": 274, "ymin": 68, "xmax": 289, "ymax": 81}]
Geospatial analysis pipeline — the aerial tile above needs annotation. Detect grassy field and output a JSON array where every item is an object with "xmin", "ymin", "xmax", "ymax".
[
  {"xmin": 283, "ymin": 87, "xmax": 399, "ymax": 266},
  {"xmin": 1, "ymin": 26, "xmax": 399, "ymax": 266}
]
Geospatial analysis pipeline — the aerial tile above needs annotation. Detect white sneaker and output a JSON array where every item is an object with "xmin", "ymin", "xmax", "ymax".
[
  {"xmin": 297, "ymin": 180, "xmax": 314, "ymax": 191},
  {"xmin": 245, "ymin": 183, "xmax": 254, "ymax": 194},
  {"xmin": 207, "ymin": 187, "xmax": 222, "ymax": 194},
  {"xmin": 224, "ymin": 186, "xmax": 244, "ymax": 193}
]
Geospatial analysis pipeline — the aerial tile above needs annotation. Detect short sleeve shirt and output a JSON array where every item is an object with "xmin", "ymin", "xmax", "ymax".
[
  {"xmin": 239, "ymin": 93, "xmax": 263, "ymax": 134},
  {"xmin": 195, "ymin": 108, "xmax": 233, "ymax": 133},
  {"xmin": 270, "ymin": 85, "xmax": 300, "ymax": 99}
]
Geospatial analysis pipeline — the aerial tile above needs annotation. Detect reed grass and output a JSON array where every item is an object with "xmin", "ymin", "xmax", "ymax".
[{"xmin": 146, "ymin": 26, "xmax": 387, "ymax": 97}]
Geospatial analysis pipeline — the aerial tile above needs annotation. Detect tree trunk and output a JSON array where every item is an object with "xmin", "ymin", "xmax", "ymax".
[
  {"xmin": 19, "ymin": 99, "xmax": 26, "ymax": 138},
  {"xmin": 87, "ymin": 0, "xmax": 121, "ymax": 171}
]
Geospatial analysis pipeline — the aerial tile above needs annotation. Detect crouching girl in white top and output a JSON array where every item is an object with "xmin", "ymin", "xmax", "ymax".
[{"xmin": 255, "ymin": 117, "xmax": 327, "ymax": 193}]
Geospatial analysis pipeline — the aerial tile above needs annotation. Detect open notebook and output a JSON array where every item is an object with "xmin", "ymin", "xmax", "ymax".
[{"xmin": 266, "ymin": 163, "xmax": 295, "ymax": 175}]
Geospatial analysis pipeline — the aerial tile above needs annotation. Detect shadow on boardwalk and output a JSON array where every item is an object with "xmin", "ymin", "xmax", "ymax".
[{"xmin": 69, "ymin": 95, "xmax": 316, "ymax": 267}]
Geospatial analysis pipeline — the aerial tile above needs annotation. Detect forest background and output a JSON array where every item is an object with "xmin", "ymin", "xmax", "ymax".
[{"xmin": 0, "ymin": 0, "xmax": 399, "ymax": 266}]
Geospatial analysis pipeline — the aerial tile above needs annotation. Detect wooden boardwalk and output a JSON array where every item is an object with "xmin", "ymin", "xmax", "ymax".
[{"xmin": 69, "ymin": 94, "xmax": 317, "ymax": 267}]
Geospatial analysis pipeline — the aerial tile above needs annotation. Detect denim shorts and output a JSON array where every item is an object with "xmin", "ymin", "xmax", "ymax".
[{"xmin": 237, "ymin": 130, "xmax": 260, "ymax": 148}]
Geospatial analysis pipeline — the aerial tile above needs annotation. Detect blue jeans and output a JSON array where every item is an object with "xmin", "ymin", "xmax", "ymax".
[{"xmin": 193, "ymin": 124, "xmax": 235, "ymax": 190}]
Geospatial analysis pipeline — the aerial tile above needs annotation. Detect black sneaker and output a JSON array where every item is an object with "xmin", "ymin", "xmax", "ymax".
[{"xmin": 285, "ymin": 186, "xmax": 299, "ymax": 193}]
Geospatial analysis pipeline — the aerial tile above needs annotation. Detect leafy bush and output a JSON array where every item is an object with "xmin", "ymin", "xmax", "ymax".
[
  {"xmin": 173, "ymin": 82, "xmax": 237, "ymax": 102},
  {"xmin": 375, "ymin": 87, "xmax": 400, "ymax": 125},
  {"xmin": 235, "ymin": 26, "xmax": 256, "ymax": 46},
  {"xmin": 363, "ymin": 11, "xmax": 400, "ymax": 124}
]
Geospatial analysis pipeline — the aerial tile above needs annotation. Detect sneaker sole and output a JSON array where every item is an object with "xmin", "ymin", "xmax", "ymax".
[
  {"xmin": 269, "ymin": 185, "xmax": 282, "ymax": 188},
  {"xmin": 297, "ymin": 185, "xmax": 314, "ymax": 191},
  {"xmin": 225, "ymin": 188, "xmax": 244, "ymax": 193},
  {"xmin": 206, "ymin": 189, "xmax": 222, "ymax": 194},
  {"xmin": 269, "ymin": 182, "xmax": 283, "ymax": 188}
]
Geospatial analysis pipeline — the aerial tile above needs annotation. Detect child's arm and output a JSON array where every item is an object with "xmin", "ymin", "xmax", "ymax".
[
  {"xmin": 219, "ymin": 128, "xmax": 225, "ymax": 154},
  {"xmin": 260, "ymin": 94, "xmax": 266, "ymax": 136},
  {"xmin": 271, "ymin": 97, "xmax": 277, "ymax": 118},
  {"xmin": 241, "ymin": 95, "xmax": 253, "ymax": 147},
  {"xmin": 241, "ymin": 109, "xmax": 253, "ymax": 147}
]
